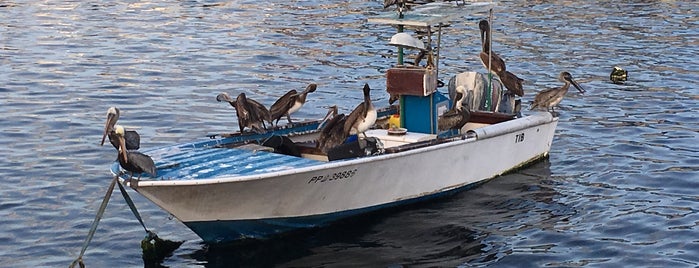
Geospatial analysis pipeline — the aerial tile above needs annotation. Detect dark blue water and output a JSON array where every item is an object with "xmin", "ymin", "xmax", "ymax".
[{"xmin": 1, "ymin": 0, "xmax": 697, "ymax": 267}]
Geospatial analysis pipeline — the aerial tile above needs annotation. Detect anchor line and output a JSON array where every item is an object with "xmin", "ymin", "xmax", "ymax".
[
  {"xmin": 117, "ymin": 180, "xmax": 150, "ymax": 234},
  {"xmin": 69, "ymin": 175, "xmax": 118, "ymax": 268}
]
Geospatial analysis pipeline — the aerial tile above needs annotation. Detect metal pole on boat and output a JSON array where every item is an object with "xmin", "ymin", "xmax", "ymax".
[
  {"xmin": 397, "ymin": 25, "xmax": 404, "ymax": 65},
  {"xmin": 436, "ymin": 23, "xmax": 442, "ymax": 78},
  {"xmin": 484, "ymin": 8, "xmax": 494, "ymax": 111}
]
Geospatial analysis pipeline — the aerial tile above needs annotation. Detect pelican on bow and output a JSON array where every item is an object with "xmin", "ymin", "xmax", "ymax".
[
  {"xmin": 530, "ymin": 71, "xmax": 586, "ymax": 112},
  {"xmin": 111, "ymin": 125, "xmax": 156, "ymax": 181},
  {"xmin": 100, "ymin": 107, "xmax": 140, "ymax": 151}
]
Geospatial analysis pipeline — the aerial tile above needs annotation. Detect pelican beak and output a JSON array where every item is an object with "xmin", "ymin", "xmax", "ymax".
[
  {"xmin": 317, "ymin": 105, "xmax": 338, "ymax": 130},
  {"xmin": 571, "ymin": 78, "xmax": 586, "ymax": 94},
  {"xmin": 119, "ymin": 135, "xmax": 128, "ymax": 163},
  {"xmin": 100, "ymin": 113, "xmax": 117, "ymax": 146}
]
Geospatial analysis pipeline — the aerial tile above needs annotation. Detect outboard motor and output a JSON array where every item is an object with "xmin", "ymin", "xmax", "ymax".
[{"xmin": 448, "ymin": 71, "xmax": 515, "ymax": 114}]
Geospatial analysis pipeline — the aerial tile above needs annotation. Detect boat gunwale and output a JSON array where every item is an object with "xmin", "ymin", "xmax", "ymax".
[{"xmin": 117, "ymin": 112, "xmax": 557, "ymax": 187}]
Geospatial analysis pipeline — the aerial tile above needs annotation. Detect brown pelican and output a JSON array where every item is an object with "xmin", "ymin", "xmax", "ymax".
[
  {"xmin": 269, "ymin": 83, "xmax": 317, "ymax": 126},
  {"xmin": 100, "ymin": 107, "xmax": 140, "ymax": 150},
  {"xmin": 499, "ymin": 70, "xmax": 524, "ymax": 97},
  {"xmin": 217, "ymin": 92, "xmax": 271, "ymax": 134},
  {"xmin": 317, "ymin": 106, "xmax": 348, "ymax": 154},
  {"xmin": 344, "ymin": 83, "xmax": 377, "ymax": 138},
  {"xmin": 235, "ymin": 93, "xmax": 269, "ymax": 133},
  {"xmin": 111, "ymin": 125, "xmax": 156, "ymax": 180},
  {"xmin": 479, "ymin": 20, "xmax": 524, "ymax": 97},
  {"xmin": 479, "ymin": 20, "xmax": 506, "ymax": 75},
  {"xmin": 438, "ymin": 90, "xmax": 471, "ymax": 132},
  {"xmin": 530, "ymin": 71, "xmax": 586, "ymax": 112}
]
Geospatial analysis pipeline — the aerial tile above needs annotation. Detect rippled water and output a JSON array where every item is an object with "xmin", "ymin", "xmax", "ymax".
[{"xmin": 1, "ymin": 0, "xmax": 698, "ymax": 267}]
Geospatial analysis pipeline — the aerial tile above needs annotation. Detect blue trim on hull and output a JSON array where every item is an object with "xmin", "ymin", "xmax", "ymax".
[{"xmin": 184, "ymin": 181, "xmax": 483, "ymax": 244}]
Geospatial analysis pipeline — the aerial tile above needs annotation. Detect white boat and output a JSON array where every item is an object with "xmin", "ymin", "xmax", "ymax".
[{"xmin": 111, "ymin": 2, "xmax": 560, "ymax": 244}]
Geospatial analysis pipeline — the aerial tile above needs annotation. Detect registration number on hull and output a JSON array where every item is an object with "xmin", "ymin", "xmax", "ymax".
[{"xmin": 307, "ymin": 169, "xmax": 358, "ymax": 184}]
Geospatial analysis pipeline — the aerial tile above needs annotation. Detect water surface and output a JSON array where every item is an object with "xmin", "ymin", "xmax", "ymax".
[{"xmin": 0, "ymin": 0, "xmax": 697, "ymax": 267}]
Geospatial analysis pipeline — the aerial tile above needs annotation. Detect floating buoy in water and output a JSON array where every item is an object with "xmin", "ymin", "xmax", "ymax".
[
  {"xmin": 141, "ymin": 231, "xmax": 183, "ymax": 264},
  {"xmin": 610, "ymin": 66, "xmax": 628, "ymax": 84}
]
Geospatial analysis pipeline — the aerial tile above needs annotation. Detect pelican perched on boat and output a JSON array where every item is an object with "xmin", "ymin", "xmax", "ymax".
[
  {"xmin": 269, "ymin": 83, "xmax": 317, "ymax": 126},
  {"xmin": 479, "ymin": 20, "xmax": 506, "ymax": 75},
  {"xmin": 438, "ymin": 89, "xmax": 471, "ymax": 132},
  {"xmin": 111, "ymin": 125, "xmax": 156, "ymax": 181},
  {"xmin": 100, "ymin": 107, "xmax": 140, "ymax": 150},
  {"xmin": 478, "ymin": 20, "xmax": 524, "ymax": 97},
  {"xmin": 317, "ymin": 106, "xmax": 348, "ymax": 154},
  {"xmin": 235, "ymin": 93, "xmax": 269, "ymax": 133},
  {"xmin": 217, "ymin": 92, "xmax": 271, "ymax": 134},
  {"xmin": 499, "ymin": 70, "xmax": 524, "ymax": 97},
  {"xmin": 530, "ymin": 71, "xmax": 586, "ymax": 112},
  {"xmin": 344, "ymin": 83, "xmax": 377, "ymax": 138}
]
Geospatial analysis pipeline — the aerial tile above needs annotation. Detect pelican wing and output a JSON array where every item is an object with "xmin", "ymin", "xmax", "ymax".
[
  {"xmin": 270, "ymin": 90, "xmax": 298, "ymax": 123},
  {"xmin": 127, "ymin": 151, "xmax": 157, "ymax": 177},
  {"xmin": 500, "ymin": 71, "xmax": 524, "ymax": 97},
  {"xmin": 343, "ymin": 102, "xmax": 366, "ymax": 134},
  {"xmin": 247, "ymin": 98, "xmax": 272, "ymax": 124},
  {"xmin": 124, "ymin": 130, "xmax": 141, "ymax": 150},
  {"xmin": 531, "ymin": 87, "xmax": 561, "ymax": 108},
  {"xmin": 318, "ymin": 114, "xmax": 348, "ymax": 153}
]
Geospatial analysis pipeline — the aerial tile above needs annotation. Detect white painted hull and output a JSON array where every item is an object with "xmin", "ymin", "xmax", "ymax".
[{"xmin": 121, "ymin": 112, "xmax": 557, "ymax": 242}]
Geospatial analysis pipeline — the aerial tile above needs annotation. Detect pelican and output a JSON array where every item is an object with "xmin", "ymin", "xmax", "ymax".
[
  {"xmin": 111, "ymin": 125, "xmax": 156, "ymax": 180},
  {"xmin": 269, "ymin": 83, "xmax": 317, "ymax": 126},
  {"xmin": 344, "ymin": 83, "xmax": 377, "ymax": 138},
  {"xmin": 438, "ymin": 90, "xmax": 471, "ymax": 132},
  {"xmin": 217, "ymin": 92, "xmax": 271, "ymax": 133},
  {"xmin": 478, "ymin": 20, "xmax": 524, "ymax": 97},
  {"xmin": 479, "ymin": 20, "xmax": 506, "ymax": 75},
  {"xmin": 499, "ymin": 70, "xmax": 524, "ymax": 97},
  {"xmin": 229, "ymin": 93, "xmax": 268, "ymax": 134},
  {"xmin": 530, "ymin": 71, "xmax": 586, "ymax": 112},
  {"xmin": 317, "ymin": 106, "xmax": 349, "ymax": 154},
  {"xmin": 100, "ymin": 107, "xmax": 140, "ymax": 150}
]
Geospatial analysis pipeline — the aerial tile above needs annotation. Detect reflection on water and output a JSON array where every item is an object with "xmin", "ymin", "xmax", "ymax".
[{"xmin": 1, "ymin": 0, "xmax": 698, "ymax": 267}]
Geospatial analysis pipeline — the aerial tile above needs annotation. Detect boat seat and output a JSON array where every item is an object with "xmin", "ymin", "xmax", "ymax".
[{"xmin": 364, "ymin": 129, "xmax": 436, "ymax": 148}]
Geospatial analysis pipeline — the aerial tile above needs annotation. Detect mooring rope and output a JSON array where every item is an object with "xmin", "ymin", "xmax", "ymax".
[
  {"xmin": 117, "ymin": 180, "xmax": 149, "ymax": 233},
  {"xmin": 69, "ymin": 175, "xmax": 118, "ymax": 268}
]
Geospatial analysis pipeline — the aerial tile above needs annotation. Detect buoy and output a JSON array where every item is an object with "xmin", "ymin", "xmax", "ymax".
[{"xmin": 610, "ymin": 66, "xmax": 628, "ymax": 84}]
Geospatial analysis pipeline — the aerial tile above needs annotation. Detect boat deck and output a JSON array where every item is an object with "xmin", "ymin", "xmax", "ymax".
[
  {"xmin": 128, "ymin": 147, "xmax": 325, "ymax": 181},
  {"xmin": 111, "ymin": 110, "xmax": 519, "ymax": 181}
]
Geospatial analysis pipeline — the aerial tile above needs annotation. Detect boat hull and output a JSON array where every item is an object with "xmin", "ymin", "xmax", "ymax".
[{"xmin": 119, "ymin": 112, "xmax": 557, "ymax": 243}]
